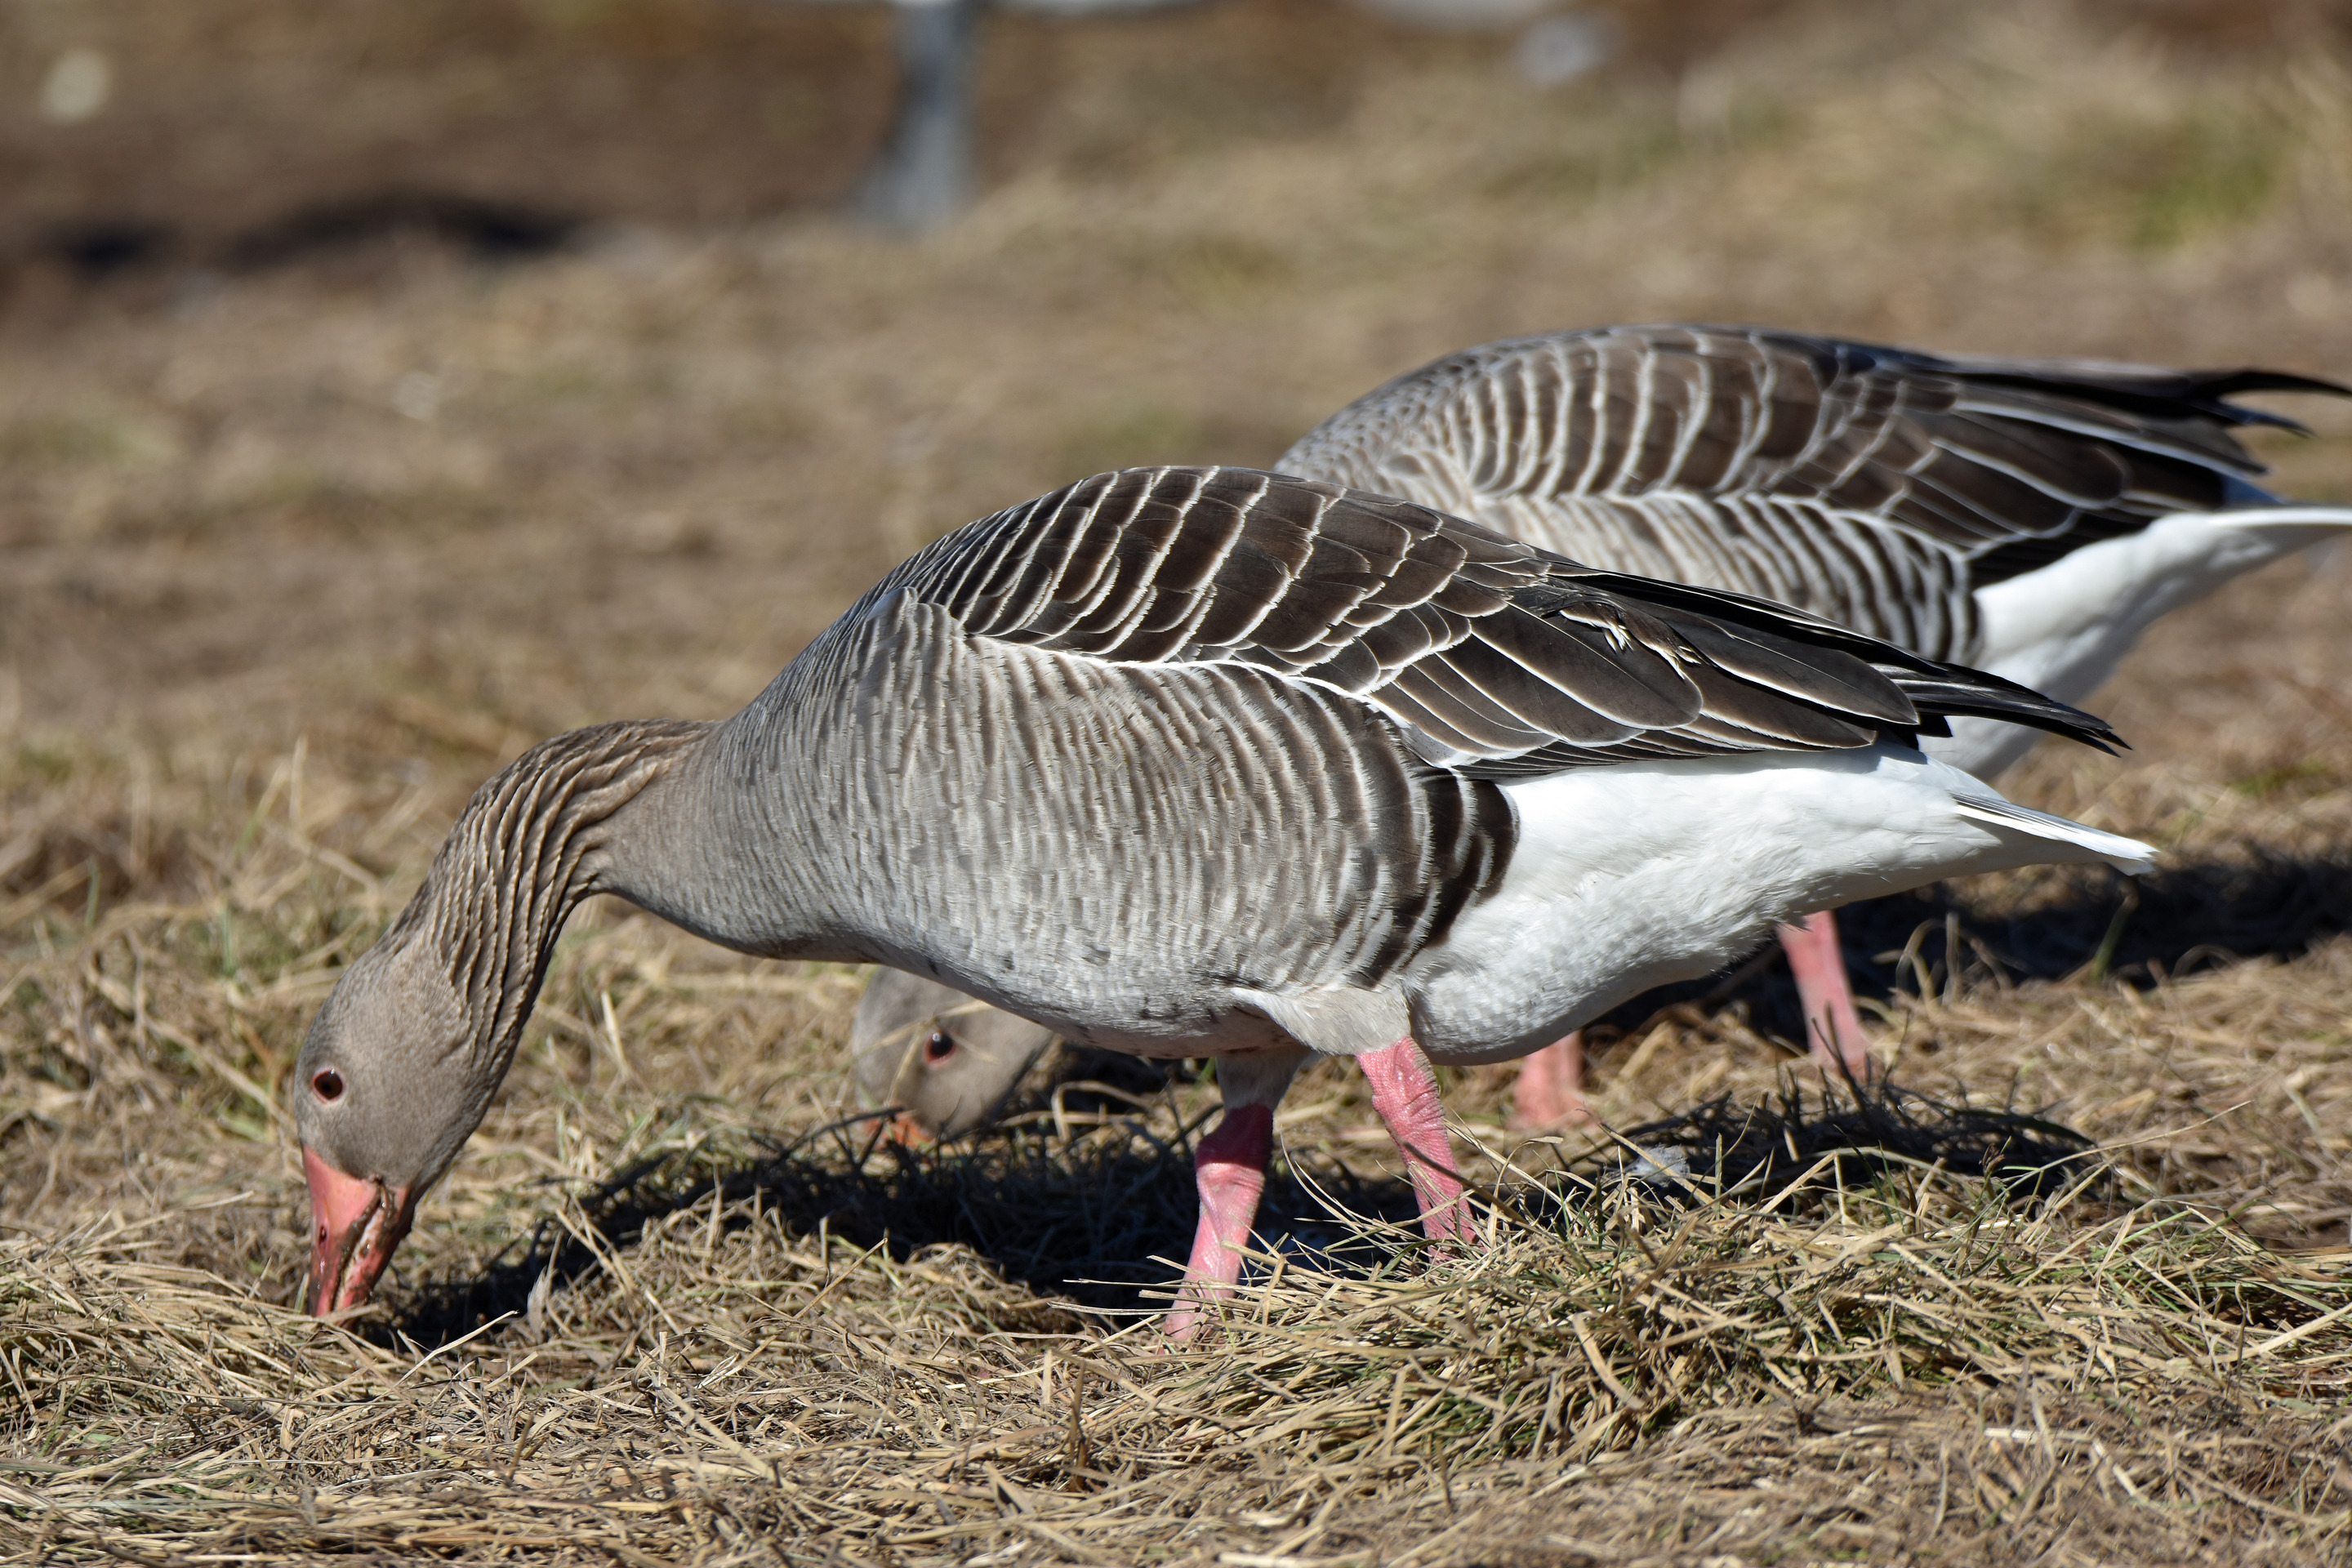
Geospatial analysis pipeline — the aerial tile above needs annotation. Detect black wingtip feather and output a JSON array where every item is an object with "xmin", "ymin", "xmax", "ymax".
[
  {"xmin": 1892, "ymin": 663, "xmax": 2129, "ymax": 755},
  {"xmin": 1534, "ymin": 569, "xmax": 1946, "ymax": 675},
  {"xmin": 1834, "ymin": 333, "xmax": 2350, "ymax": 434},
  {"xmin": 1955, "ymin": 365, "xmax": 2351, "ymax": 438},
  {"xmin": 2163, "ymin": 368, "xmax": 2352, "ymax": 435},
  {"xmin": 1726, "ymin": 323, "xmax": 2350, "ymax": 434}
]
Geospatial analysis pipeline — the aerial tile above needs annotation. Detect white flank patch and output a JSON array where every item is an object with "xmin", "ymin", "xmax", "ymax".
[{"xmin": 1407, "ymin": 745, "xmax": 2156, "ymax": 1063}]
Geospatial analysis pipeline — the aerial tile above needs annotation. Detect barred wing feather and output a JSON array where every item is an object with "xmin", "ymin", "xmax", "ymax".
[
  {"xmin": 875, "ymin": 466, "xmax": 2117, "ymax": 780},
  {"xmin": 1281, "ymin": 324, "xmax": 2348, "ymax": 661}
]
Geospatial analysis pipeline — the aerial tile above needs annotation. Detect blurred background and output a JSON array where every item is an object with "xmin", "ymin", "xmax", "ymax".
[{"xmin": 5, "ymin": 0, "xmax": 2351, "ymax": 795}]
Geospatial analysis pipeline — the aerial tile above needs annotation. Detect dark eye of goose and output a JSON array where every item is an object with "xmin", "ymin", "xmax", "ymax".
[
  {"xmin": 924, "ymin": 1031, "xmax": 956, "ymax": 1064},
  {"xmin": 312, "ymin": 1069, "xmax": 345, "ymax": 1102}
]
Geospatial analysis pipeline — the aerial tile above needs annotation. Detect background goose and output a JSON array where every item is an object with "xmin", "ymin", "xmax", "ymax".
[
  {"xmin": 295, "ymin": 466, "xmax": 2153, "ymax": 1336},
  {"xmin": 852, "ymin": 967, "xmax": 1066, "ymax": 1137},
  {"xmin": 858, "ymin": 325, "xmax": 2352, "ymax": 1133}
]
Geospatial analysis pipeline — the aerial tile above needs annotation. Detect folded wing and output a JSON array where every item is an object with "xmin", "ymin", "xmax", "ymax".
[
  {"xmin": 1279, "ymin": 323, "xmax": 2348, "ymax": 658},
  {"xmin": 889, "ymin": 466, "xmax": 2118, "ymax": 780}
]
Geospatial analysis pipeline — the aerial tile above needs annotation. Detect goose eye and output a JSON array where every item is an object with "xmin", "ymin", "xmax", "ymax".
[
  {"xmin": 312, "ymin": 1069, "xmax": 345, "ymax": 1102},
  {"xmin": 923, "ymin": 1031, "xmax": 956, "ymax": 1064}
]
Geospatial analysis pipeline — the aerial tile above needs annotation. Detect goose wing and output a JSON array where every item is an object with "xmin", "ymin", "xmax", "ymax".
[
  {"xmin": 1278, "ymin": 323, "xmax": 2348, "ymax": 659},
  {"xmin": 882, "ymin": 465, "xmax": 2117, "ymax": 780}
]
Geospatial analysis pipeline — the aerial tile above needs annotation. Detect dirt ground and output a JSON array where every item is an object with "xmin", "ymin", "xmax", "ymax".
[{"xmin": 2, "ymin": 0, "xmax": 2350, "ymax": 1563}]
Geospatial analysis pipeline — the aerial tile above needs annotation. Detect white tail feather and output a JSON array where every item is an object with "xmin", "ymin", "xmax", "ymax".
[
  {"xmin": 1954, "ymin": 798, "xmax": 2157, "ymax": 875},
  {"xmin": 2206, "ymin": 504, "xmax": 2352, "ymax": 533}
]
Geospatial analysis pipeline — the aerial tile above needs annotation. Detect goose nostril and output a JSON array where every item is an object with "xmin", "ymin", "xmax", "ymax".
[{"xmin": 312, "ymin": 1069, "xmax": 345, "ymax": 1102}]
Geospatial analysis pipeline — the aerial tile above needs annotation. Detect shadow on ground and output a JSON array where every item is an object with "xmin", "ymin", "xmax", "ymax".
[
  {"xmin": 383, "ymin": 1112, "xmax": 1433, "ymax": 1348},
  {"xmin": 384, "ymin": 1080, "xmax": 2105, "ymax": 1350},
  {"xmin": 37, "ymin": 190, "xmax": 583, "ymax": 283}
]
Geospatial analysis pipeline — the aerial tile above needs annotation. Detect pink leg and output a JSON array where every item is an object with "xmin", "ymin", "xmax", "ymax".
[
  {"xmin": 1166, "ymin": 1049, "xmax": 1305, "ymax": 1343},
  {"xmin": 1508, "ymin": 1033, "xmax": 1596, "ymax": 1131},
  {"xmin": 1777, "ymin": 909, "xmax": 1874, "ymax": 1084},
  {"xmin": 1165, "ymin": 1105, "xmax": 1272, "ymax": 1341},
  {"xmin": 1357, "ymin": 1037, "xmax": 1471, "ymax": 1244}
]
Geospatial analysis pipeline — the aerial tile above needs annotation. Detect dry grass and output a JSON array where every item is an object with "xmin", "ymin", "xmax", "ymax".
[
  {"xmin": 2, "ymin": 1110, "xmax": 2348, "ymax": 1565},
  {"xmin": 5, "ymin": 1032, "xmax": 2351, "ymax": 1563},
  {"xmin": 4, "ymin": 0, "xmax": 2352, "ymax": 1561}
]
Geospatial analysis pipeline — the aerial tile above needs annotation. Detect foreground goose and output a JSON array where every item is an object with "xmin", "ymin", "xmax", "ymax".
[
  {"xmin": 296, "ymin": 466, "xmax": 2154, "ymax": 1333},
  {"xmin": 859, "ymin": 327, "xmax": 2352, "ymax": 1132}
]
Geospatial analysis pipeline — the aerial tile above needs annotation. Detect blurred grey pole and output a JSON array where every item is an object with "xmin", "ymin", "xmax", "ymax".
[{"xmin": 856, "ymin": 0, "xmax": 985, "ymax": 232}]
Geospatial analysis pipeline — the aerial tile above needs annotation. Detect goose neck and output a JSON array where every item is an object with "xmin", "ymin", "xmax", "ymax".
[{"xmin": 415, "ymin": 718, "xmax": 717, "ymax": 1061}]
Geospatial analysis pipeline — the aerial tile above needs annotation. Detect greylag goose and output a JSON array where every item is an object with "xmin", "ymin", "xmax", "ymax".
[
  {"xmin": 853, "ymin": 966, "xmax": 1063, "ymax": 1137},
  {"xmin": 857, "ymin": 327, "xmax": 2350, "ymax": 1131},
  {"xmin": 295, "ymin": 466, "xmax": 2153, "ymax": 1335}
]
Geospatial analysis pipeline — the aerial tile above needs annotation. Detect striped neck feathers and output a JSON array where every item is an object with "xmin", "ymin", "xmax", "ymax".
[{"xmin": 404, "ymin": 717, "xmax": 715, "ymax": 1068}]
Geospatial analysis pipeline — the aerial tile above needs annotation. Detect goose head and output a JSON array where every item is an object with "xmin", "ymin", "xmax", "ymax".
[
  {"xmin": 850, "ymin": 969, "xmax": 1058, "ymax": 1140},
  {"xmin": 293, "ymin": 925, "xmax": 497, "ymax": 1316},
  {"xmin": 288, "ymin": 718, "xmax": 710, "ymax": 1318}
]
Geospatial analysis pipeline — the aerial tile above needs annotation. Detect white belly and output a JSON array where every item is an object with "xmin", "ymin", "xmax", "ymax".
[{"xmin": 1405, "ymin": 745, "xmax": 2153, "ymax": 1063}]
